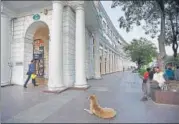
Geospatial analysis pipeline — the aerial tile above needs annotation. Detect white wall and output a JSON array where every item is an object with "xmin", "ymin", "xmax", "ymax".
[
  {"xmin": 88, "ymin": 32, "xmax": 95, "ymax": 78},
  {"xmin": 62, "ymin": 6, "xmax": 76, "ymax": 87},
  {"xmin": 85, "ymin": 28, "xmax": 95, "ymax": 79},
  {"xmin": 10, "ymin": 5, "xmax": 97, "ymax": 86},
  {"xmin": 62, "ymin": 6, "xmax": 95, "ymax": 87},
  {"xmin": 11, "ymin": 10, "xmax": 52, "ymax": 85},
  {"xmin": 1, "ymin": 14, "xmax": 11, "ymax": 86}
]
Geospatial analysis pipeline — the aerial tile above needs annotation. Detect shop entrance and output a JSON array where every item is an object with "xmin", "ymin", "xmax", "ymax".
[{"xmin": 33, "ymin": 39, "xmax": 45, "ymax": 77}]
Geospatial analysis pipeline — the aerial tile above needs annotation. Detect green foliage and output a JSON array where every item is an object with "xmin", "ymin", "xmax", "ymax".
[
  {"xmin": 165, "ymin": 0, "xmax": 179, "ymax": 57},
  {"xmin": 124, "ymin": 37, "xmax": 157, "ymax": 68},
  {"xmin": 111, "ymin": 0, "xmax": 179, "ymax": 57},
  {"xmin": 111, "ymin": 0, "xmax": 163, "ymax": 39},
  {"xmin": 164, "ymin": 54, "xmax": 179, "ymax": 66},
  {"xmin": 138, "ymin": 67, "xmax": 146, "ymax": 76}
]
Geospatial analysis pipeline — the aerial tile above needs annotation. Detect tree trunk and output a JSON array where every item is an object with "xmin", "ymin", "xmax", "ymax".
[
  {"xmin": 169, "ymin": 11, "xmax": 178, "ymax": 58},
  {"xmin": 137, "ymin": 59, "xmax": 141, "ymax": 70},
  {"xmin": 159, "ymin": 16, "xmax": 166, "ymax": 57},
  {"xmin": 172, "ymin": 41, "xmax": 178, "ymax": 58},
  {"xmin": 157, "ymin": 0, "xmax": 166, "ymax": 70},
  {"xmin": 158, "ymin": 0, "xmax": 166, "ymax": 58}
]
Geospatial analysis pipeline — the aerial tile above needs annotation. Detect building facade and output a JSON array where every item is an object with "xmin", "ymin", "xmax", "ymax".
[{"xmin": 1, "ymin": 1, "xmax": 134, "ymax": 91}]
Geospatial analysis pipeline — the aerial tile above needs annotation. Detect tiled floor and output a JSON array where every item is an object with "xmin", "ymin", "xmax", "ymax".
[{"xmin": 1, "ymin": 72, "xmax": 179, "ymax": 123}]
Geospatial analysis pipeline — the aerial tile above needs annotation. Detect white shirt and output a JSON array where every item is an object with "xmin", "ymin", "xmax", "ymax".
[{"xmin": 153, "ymin": 72, "xmax": 165, "ymax": 87}]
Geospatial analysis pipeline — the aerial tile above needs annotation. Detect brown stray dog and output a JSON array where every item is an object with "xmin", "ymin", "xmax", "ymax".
[{"xmin": 84, "ymin": 95, "xmax": 116, "ymax": 119}]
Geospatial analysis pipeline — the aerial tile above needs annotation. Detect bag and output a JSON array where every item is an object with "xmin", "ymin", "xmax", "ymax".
[{"xmin": 31, "ymin": 74, "xmax": 37, "ymax": 79}]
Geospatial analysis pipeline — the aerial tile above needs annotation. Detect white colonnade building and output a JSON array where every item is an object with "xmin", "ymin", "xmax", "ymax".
[{"xmin": 1, "ymin": 1, "xmax": 132, "ymax": 91}]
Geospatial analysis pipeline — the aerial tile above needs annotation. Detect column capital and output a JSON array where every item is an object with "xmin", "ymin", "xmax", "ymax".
[
  {"xmin": 67, "ymin": 1, "xmax": 85, "ymax": 11},
  {"xmin": 75, "ymin": 4, "xmax": 84, "ymax": 11},
  {"xmin": 52, "ymin": 1, "xmax": 67, "ymax": 6},
  {"xmin": 1, "ymin": 13, "xmax": 8, "ymax": 18}
]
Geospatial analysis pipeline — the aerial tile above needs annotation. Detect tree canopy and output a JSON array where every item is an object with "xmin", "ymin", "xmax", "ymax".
[
  {"xmin": 165, "ymin": 0, "xmax": 179, "ymax": 57},
  {"xmin": 123, "ymin": 37, "xmax": 157, "ymax": 69},
  {"xmin": 111, "ymin": 0, "xmax": 179, "ymax": 58}
]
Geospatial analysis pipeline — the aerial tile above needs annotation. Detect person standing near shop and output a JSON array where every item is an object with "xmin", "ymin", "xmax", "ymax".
[
  {"xmin": 174, "ymin": 66, "xmax": 179, "ymax": 80},
  {"xmin": 141, "ymin": 68, "xmax": 151, "ymax": 101}
]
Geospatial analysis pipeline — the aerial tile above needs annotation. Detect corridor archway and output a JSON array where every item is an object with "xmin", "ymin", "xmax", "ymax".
[{"xmin": 24, "ymin": 21, "xmax": 50, "ymax": 85}]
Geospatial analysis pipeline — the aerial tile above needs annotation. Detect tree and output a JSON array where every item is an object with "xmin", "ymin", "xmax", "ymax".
[
  {"xmin": 165, "ymin": 0, "xmax": 179, "ymax": 58},
  {"xmin": 123, "ymin": 37, "xmax": 157, "ymax": 69},
  {"xmin": 111, "ymin": 0, "xmax": 170, "ymax": 58}
]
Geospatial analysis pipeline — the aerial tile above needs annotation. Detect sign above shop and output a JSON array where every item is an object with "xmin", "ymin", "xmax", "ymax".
[{"xmin": 33, "ymin": 14, "xmax": 40, "ymax": 21}]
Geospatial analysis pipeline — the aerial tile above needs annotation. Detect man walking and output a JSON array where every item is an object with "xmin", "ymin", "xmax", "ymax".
[{"xmin": 24, "ymin": 60, "xmax": 38, "ymax": 88}]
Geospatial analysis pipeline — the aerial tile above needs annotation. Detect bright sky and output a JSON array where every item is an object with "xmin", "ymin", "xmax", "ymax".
[{"xmin": 101, "ymin": 1, "xmax": 173, "ymax": 56}]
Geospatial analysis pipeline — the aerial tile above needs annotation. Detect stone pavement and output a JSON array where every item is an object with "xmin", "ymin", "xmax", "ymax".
[{"xmin": 1, "ymin": 72, "xmax": 179, "ymax": 123}]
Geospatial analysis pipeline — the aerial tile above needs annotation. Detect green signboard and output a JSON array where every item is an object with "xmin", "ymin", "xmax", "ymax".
[{"xmin": 33, "ymin": 14, "xmax": 40, "ymax": 21}]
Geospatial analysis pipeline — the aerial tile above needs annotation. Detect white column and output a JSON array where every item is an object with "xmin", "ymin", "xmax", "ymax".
[
  {"xmin": 115, "ymin": 54, "xmax": 118, "ymax": 72},
  {"xmin": 113, "ymin": 53, "xmax": 115, "ymax": 72},
  {"xmin": 117, "ymin": 55, "xmax": 119, "ymax": 71},
  {"xmin": 113, "ymin": 53, "xmax": 116, "ymax": 72},
  {"xmin": 117, "ymin": 55, "xmax": 120, "ymax": 71},
  {"xmin": 48, "ymin": 1, "xmax": 65, "ymax": 90},
  {"xmin": 94, "ymin": 31, "xmax": 101, "ymax": 79},
  {"xmin": 118, "ymin": 56, "xmax": 120, "ymax": 71},
  {"xmin": 101, "ymin": 45, "xmax": 105, "ymax": 75},
  {"xmin": 114, "ymin": 53, "xmax": 116, "ymax": 72},
  {"xmin": 112, "ymin": 52, "xmax": 114, "ymax": 72},
  {"xmin": 110, "ymin": 51, "xmax": 112, "ymax": 73},
  {"xmin": 120, "ymin": 56, "xmax": 122, "ymax": 71},
  {"xmin": 116, "ymin": 55, "xmax": 117, "ymax": 71},
  {"xmin": 122, "ymin": 59, "xmax": 124, "ymax": 71},
  {"xmin": 1, "ymin": 14, "xmax": 11, "ymax": 86},
  {"xmin": 106, "ymin": 48, "xmax": 110, "ymax": 73},
  {"xmin": 74, "ymin": 5, "xmax": 88, "ymax": 88}
]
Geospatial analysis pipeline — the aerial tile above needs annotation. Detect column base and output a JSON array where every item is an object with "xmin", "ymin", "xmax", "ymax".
[
  {"xmin": 106, "ymin": 72, "xmax": 110, "ymax": 74},
  {"xmin": 93, "ymin": 75, "xmax": 102, "ymax": 80},
  {"xmin": 43, "ymin": 86, "xmax": 68, "ymax": 94},
  {"xmin": 72, "ymin": 84, "xmax": 91, "ymax": 90}
]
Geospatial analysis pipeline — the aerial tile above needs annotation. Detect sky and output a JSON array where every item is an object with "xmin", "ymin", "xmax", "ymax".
[{"xmin": 101, "ymin": 1, "xmax": 173, "ymax": 56}]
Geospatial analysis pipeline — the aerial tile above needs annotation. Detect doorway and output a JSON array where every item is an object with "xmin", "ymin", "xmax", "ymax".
[
  {"xmin": 33, "ymin": 39, "xmax": 45, "ymax": 77},
  {"xmin": 24, "ymin": 21, "xmax": 49, "ymax": 85}
]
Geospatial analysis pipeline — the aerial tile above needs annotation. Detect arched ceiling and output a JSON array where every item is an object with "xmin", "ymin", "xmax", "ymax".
[{"xmin": 25, "ymin": 21, "xmax": 49, "ymax": 41}]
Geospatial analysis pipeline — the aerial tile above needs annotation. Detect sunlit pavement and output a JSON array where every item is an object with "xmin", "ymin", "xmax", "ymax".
[{"xmin": 1, "ymin": 71, "xmax": 179, "ymax": 123}]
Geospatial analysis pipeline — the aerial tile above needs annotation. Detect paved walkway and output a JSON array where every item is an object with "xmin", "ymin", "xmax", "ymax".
[{"xmin": 1, "ymin": 72, "xmax": 179, "ymax": 123}]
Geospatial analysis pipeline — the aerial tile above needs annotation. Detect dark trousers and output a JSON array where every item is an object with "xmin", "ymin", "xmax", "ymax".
[
  {"xmin": 142, "ymin": 79, "xmax": 151, "ymax": 98},
  {"xmin": 24, "ymin": 74, "xmax": 36, "ymax": 86}
]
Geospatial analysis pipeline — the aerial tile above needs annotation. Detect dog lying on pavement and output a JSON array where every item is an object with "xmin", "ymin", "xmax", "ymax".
[{"xmin": 84, "ymin": 94, "xmax": 116, "ymax": 119}]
